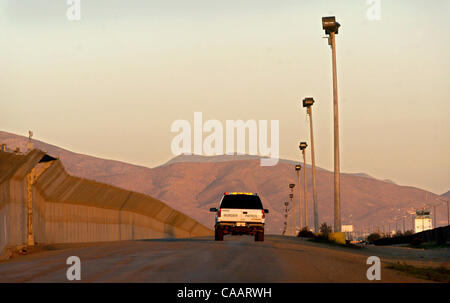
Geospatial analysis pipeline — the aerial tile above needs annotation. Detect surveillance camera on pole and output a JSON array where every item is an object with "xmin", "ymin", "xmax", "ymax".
[
  {"xmin": 302, "ymin": 97, "xmax": 319, "ymax": 233},
  {"xmin": 322, "ymin": 16, "xmax": 341, "ymax": 36},
  {"xmin": 302, "ymin": 97, "xmax": 315, "ymax": 108},
  {"xmin": 299, "ymin": 142, "xmax": 308, "ymax": 151},
  {"xmin": 322, "ymin": 16, "xmax": 342, "ymax": 233}
]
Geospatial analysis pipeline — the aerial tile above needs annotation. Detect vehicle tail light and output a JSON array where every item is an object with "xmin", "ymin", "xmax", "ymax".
[
  {"xmin": 218, "ymin": 209, "xmax": 221, "ymax": 217},
  {"xmin": 262, "ymin": 209, "xmax": 265, "ymax": 219}
]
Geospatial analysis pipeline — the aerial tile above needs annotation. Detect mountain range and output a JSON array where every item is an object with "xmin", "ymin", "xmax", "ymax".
[{"xmin": 1, "ymin": 131, "xmax": 448, "ymax": 234}]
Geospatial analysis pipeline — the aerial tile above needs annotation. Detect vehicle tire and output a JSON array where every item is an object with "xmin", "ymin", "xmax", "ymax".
[
  {"xmin": 215, "ymin": 227, "xmax": 224, "ymax": 241},
  {"xmin": 255, "ymin": 231, "xmax": 264, "ymax": 242}
]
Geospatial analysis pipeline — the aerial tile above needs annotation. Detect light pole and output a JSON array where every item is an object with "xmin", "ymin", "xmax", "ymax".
[
  {"xmin": 283, "ymin": 201, "xmax": 289, "ymax": 236},
  {"xmin": 289, "ymin": 184, "xmax": 296, "ymax": 236},
  {"xmin": 448, "ymin": 200, "xmax": 449, "ymax": 226},
  {"xmin": 303, "ymin": 97, "xmax": 319, "ymax": 232},
  {"xmin": 410, "ymin": 213, "xmax": 415, "ymax": 233},
  {"xmin": 433, "ymin": 204, "xmax": 437, "ymax": 228},
  {"xmin": 299, "ymin": 142, "xmax": 308, "ymax": 229},
  {"xmin": 440, "ymin": 197, "xmax": 450, "ymax": 226},
  {"xmin": 295, "ymin": 165, "xmax": 303, "ymax": 229},
  {"xmin": 322, "ymin": 16, "xmax": 341, "ymax": 232}
]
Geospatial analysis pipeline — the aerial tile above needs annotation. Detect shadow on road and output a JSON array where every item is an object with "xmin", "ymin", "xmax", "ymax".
[{"xmin": 137, "ymin": 237, "xmax": 213, "ymax": 243}]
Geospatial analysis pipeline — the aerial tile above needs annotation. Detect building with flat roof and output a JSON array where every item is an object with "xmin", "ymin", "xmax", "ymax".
[{"xmin": 414, "ymin": 210, "xmax": 433, "ymax": 233}]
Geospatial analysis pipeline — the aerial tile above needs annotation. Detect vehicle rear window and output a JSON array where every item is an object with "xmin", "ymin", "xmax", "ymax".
[{"xmin": 220, "ymin": 195, "xmax": 263, "ymax": 209}]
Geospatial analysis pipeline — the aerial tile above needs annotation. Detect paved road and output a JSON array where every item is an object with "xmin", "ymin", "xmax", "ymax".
[{"xmin": 0, "ymin": 235, "xmax": 442, "ymax": 283}]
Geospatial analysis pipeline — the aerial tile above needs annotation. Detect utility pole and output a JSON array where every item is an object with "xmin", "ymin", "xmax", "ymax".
[
  {"xmin": 289, "ymin": 184, "xmax": 296, "ymax": 236},
  {"xmin": 433, "ymin": 205, "xmax": 437, "ymax": 229},
  {"xmin": 322, "ymin": 16, "xmax": 342, "ymax": 232},
  {"xmin": 447, "ymin": 201, "xmax": 449, "ymax": 226},
  {"xmin": 283, "ymin": 201, "xmax": 289, "ymax": 236},
  {"xmin": 299, "ymin": 142, "xmax": 308, "ymax": 229},
  {"xmin": 295, "ymin": 165, "xmax": 303, "ymax": 229},
  {"xmin": 303, "ymin": 97, "xmax": 319, "ymax": 233}
]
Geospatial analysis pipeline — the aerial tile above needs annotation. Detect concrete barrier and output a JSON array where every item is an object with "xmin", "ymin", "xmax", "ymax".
[{"xmin": 0, "ymin": 149, "xmax": 212, "ymax": 259}]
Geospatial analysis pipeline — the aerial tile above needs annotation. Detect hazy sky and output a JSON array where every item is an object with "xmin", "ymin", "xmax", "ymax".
[{"xmin": 1, "ymin": 0, "xmax": 449, "ymax": 194}]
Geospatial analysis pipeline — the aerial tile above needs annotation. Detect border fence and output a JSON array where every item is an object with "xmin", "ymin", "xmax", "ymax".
[{"xmin": 373, "ymin": 225, "xmax": 450, "ymax": 246}]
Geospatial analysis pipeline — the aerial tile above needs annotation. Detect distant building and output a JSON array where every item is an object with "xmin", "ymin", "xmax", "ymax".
[
  {"xmin": 341, "ymin": 225, "xmax": 353, "ymax": 232},
  {"xmin": 342, "ymin": 224, "xmax": 354, "ymax": 240},
  {"xmin": 414, "ymin": 210, "xmax": 433, "ymax": 233}
]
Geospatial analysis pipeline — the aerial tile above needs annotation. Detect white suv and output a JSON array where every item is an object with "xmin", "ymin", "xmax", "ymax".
[{"xmin": 209, "ymin": 192, "xmax": 269, "ymax": 242}]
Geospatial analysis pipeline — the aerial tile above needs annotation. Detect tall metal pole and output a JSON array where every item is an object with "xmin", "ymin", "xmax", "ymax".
[
  {"xmin": 402, "ymin": 216, "xmax": 406, "ymax": 233},
  {"xmin": 330, "ymin": 31, "xmax": 341, "ymax": 233},
  {"xmin": 289, "ymin": 189, "xmax": 295, "ymax": 236},
  {"xmin": 433, "ymin": 205, "xmax": 436, "ymax": 228},
  {"xmin": 285, "ymin": 205, "xmax": 288, "ymax": 235},
  {"xmin": 307, "ymin": 106, "xmax": 319, "ymax": 232},
  {"xmin": 284, "ymin": 202, "xmax": 290, "ymax": 236},
  {"xmin": 302, "ymin": 149, "xmax": 308, "ymax": 228},
  {"xmin": 447, "ymin": 201, "xmax": 449, "ymax": 226},
  {"xmin": 295, "ymin": 165, "xmax": 303, "ymax": 229},
  {"xmin": 287, "ymin": 203, "xmax": 291, "ymax": 236}
]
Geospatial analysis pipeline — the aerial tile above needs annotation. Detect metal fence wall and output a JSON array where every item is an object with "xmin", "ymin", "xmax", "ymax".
[
  {"xmin": 0, "ymin": 150, "xmax": 212, "ymax": 259},
  {"xmin": 373, "ymin": 225, "xmax": 450, "ymax": 246}
]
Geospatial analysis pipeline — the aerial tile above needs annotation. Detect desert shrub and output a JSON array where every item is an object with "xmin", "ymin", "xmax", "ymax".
[
  {"xmin": 410, "ymin": 238, "xmax": 425, "ymax": 247},
  {"xmin": 394, "ymin": 231, "xmax": 403, "ymax": 237},
  {"xmin": 298, "ymin": 227, "xmax": 314, "ymax": 238},
  {"xmin": 367, "ymin": 233, "xmax": 381, "ymax": 242},
  {"xmin": 403, "ymin": 230, "xmax": 414, "ymax": 236},
  {"xmin": 319, "ymin": 222, "xmax": 332, "ymax": 237}
]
